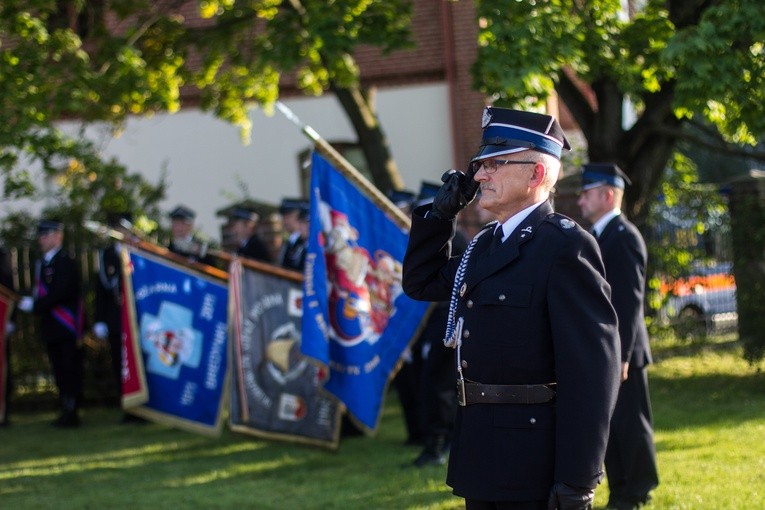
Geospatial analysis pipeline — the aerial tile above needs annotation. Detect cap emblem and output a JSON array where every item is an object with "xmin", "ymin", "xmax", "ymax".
[{"xmin": 481, "ymin": 107, "xmax": 493, "ymax": 129}]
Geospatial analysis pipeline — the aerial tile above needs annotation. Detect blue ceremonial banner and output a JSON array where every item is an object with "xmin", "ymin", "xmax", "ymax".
[
  {"xmin": 124, "ymin": 246, "xmax": 229, "ymax": 436},
  {"xmin": 302, "ymin": 152, "xmax": 430, "ymax": 432}
]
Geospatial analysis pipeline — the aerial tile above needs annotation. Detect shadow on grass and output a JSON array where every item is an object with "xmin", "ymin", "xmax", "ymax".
[
  {"xmin": 0, "ymin": 406, "xmax": 456, "ymax": 509},
  {"xmin": 649, "ymin": 335, "xmax": 765, "ymax": 435},
  {"xmin": 650, "ymin": 336, "xmax": 744, "ymax": 362}
]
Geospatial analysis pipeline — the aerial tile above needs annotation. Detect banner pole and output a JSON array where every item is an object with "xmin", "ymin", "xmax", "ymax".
[
  {"xmin": 275, "ymin": 101, "xmax": 411, "ymax": 230},
  {"xmin": 83, "ymin": 221, "xmax": 230, "ymax": 281}
]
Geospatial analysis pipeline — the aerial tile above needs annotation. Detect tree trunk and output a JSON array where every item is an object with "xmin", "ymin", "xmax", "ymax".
[
  {"xmin": 330, "ymin": 83, "xmax": 405, "ymax": 194},
  {"xmin": 557, "ymin": 74, "xmax": 683, "ymax": 230}
]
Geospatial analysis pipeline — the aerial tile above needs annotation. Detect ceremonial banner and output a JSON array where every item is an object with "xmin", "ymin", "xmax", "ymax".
[
  {"xmin": 302, "ymin": 152, "xmax": 430, "ymax": 432},
  {"xmin": 122, "ymin": 246, "xmax": 229, "ymax": 436},
  {"xmin": 121, "ymin": 248, "xmax": 149, "ymax": 408},
  {"xmin": 0, "ymin": 285, "xmax": 15, "ymax": 424},
  {"xmin": 228, "ymin": 259, "xmax": 342, "ymax": 448}
]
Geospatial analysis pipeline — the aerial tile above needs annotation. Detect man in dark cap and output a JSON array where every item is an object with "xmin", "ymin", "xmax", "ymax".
[
  {"xmin": 167, "ymin": 205, "xmax": 215, "ymax": 266},
  {"xmin": 93, "ymin": 212, "xmax": 141, "ymax": 421},
  {"xmin": 408, "ymin": 180, "xmax": 468, "ymax": 468},
  {"xmin": 229, "ymin": 208, "xmax": 273, "ymax": 263},
  {"xmin": 386, "ymin": 188, "xmax": 426, "ymax": 446},
  {"xmin": 403, "ymin": 106, "xmax": 621, "ymax": 509},
  {"xmin": 278, "ymin": 198, "xmax": 310, "ymax": 272},
  {"xmin": 577, "ymin": 163, "xmax": 658, "ymax": 510},
  {"xmin": 17, "ymin": 219, "xmax": 83, "ymax": 427}
]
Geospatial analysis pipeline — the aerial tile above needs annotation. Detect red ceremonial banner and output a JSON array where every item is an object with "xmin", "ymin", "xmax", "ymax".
[
  {"xmin": 0, "ymin": 285, "xmax": 16, "ymax": 423},
  {"xmin": 119, "ymin": 249, "xmax": 149, "ymax": 409}
]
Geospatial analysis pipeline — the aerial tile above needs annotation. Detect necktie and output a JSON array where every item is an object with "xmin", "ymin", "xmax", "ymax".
[{"xmin": 489, "ymin": 226, "xmax": 504, "ymax": 253}]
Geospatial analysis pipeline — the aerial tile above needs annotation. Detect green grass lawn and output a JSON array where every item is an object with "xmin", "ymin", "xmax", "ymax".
[{"xmin": 2, "ymin": 334, "xmax": 764, "ymax": 509}]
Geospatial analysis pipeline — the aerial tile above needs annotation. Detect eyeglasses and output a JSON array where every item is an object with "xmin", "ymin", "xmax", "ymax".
[{"xmin": 476, "ymin": 159, "xmax": 536, "ymax": 174}]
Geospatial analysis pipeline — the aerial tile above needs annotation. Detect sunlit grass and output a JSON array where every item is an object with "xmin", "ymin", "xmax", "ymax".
[
  {"xmin": 2, "ymin": 333, "xmax": 764, "ymax": 509},
  {"xmin": 594, "ymin": 333, "xmax": 765, "ymax": 509}
]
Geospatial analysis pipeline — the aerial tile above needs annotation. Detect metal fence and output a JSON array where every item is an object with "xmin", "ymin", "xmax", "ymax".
[{"xmin": 646, "ymin": 198, "xmax": 737, "ymax": 337}]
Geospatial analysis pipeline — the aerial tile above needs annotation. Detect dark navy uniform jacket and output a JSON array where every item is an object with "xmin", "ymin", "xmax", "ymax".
[
  {"xmin": 239, "ymin": 234, "xmax": 274, "ymax": 264},
  {"xmin": 34, "ymin": 249, "xmax": 82, "ymax": 344},
  {"xmin": 597, "ymin": 215, "xmax": 652, "ymax": 367},
  {"xmin": 279, "ymin": 236, "xmax": 307, "ymax": 271},
  {"xmin": 94, "ymin": 243, "xmax": 124, "ymax": 339},
  {"xmin": 403, "ymin": 201, "xmax": 621, "ymax": 501},
  {"xmin": 168, "ymin": 237, "xmax": 217, "ymax": 267}
]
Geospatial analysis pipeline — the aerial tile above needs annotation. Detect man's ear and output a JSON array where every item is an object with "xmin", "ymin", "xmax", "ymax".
[{"xmin": 529, "ymin": 162, "xmax": 546, "ymax": 189}]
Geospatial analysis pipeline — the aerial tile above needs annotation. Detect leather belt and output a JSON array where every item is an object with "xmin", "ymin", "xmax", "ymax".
[{"xmin": 457, "ymin": 380, "xmax": 556, "ymax": 406}]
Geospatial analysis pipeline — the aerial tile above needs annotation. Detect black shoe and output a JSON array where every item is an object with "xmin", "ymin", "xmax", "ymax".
[
  {"xmin": 403, "ymin": 436, "xmax": 425, "ymax": 447},
  {"xmin": 120, "ymin": 413, "xmax": 146, "ymax": 424},
  {"xmin": 412, "ymin": 449, "xmax": 447, "ymax": 467},
  {"xmin": 605, "ymin": 499, "xmax": 641, "ymax": 510},
  {"xmin": 52, "ymin": 412, "xmax": 80, "ymax": 428}
]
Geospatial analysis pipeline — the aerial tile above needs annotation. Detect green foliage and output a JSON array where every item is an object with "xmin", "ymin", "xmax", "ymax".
[
  {"xmin": 0, "ymin": 126, "xmax": 166, "ymax": 244},
  {"xmin": 188, "ymin": 0, "xmax": 413, "ymax": 139},
  {"xmin": 0, "ymin": 0, "xmax": 414, "ymax": 205},
  {"xmin": 473, "ymin": 0, "xmax": 765, "ymax": 143},
  {"xmin": 663, "ymin": 0, "xmax": 765, "ymax": 142},
  {"xmin": 473, "ymin": 0, "xmax": 765, "ymax": 229}
]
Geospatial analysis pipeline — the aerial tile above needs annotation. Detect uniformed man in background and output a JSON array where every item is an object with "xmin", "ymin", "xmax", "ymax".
[
  {"xmin": 92, "ymin": 211, "xmax": 146, "ymax": 423},
  {"xmin": 229, "ymin": 208, "xmax": 273, "ymax": 263},
  {"xmin": 18, "ymin": 219, "xmax": 84, "ymax": 428},
  {"xmin": 278, "ymin": 198, "xmax": 309, "ymax": 272},
  {"xmin": 577, "ymin": 163, "xmax": 658, "ymax": 510},
  {"xmin": 167, "ymin": 205, "xmax": 215, "ymax": 266}
]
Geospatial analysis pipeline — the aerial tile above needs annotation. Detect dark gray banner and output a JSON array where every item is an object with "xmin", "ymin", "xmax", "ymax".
[{"xmin": 228, "ymin": 260, "xmax": 342, "ymax": 448}]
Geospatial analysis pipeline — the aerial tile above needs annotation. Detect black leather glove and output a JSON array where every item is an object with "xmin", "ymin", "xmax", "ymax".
[
  {"xmin": 547, "ymin": 482, "xmax": 594, "ymax": 510},
  {"xmin": 430, "ymin": 165, "xmax": 480, "ymax": 220}
]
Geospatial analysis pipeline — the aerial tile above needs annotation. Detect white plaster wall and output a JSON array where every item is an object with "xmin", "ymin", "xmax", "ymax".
[{"xmin": 55, "ymin": 82, "xmax": 453, "ymax": 238}]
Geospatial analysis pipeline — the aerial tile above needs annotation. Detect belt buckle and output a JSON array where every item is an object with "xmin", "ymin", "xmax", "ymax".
[{"xmin": 457, "ymin": 379, "xmax": 467, "ymax": 407}]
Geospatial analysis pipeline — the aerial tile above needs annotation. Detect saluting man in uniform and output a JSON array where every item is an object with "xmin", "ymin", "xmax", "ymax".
[
  {"xmin": 403, "ymin": 107, "xmax": 621, "ymax": 510},
  {"xmin": 18, "ymin": 219, "xmax": 83, "ymax": 428},
  {"xmin": 577, "ymin": 163, "xmax": 659, "ymax": 509}
]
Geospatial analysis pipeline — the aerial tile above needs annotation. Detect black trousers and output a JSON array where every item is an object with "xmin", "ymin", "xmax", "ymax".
[
  {"xmin": 46, "ymin": 338, "xmax": 83, "ymax": 412},
  {"xmin": 419, "ymin": 334, "xmax": 457, "ymax": 441},
  {"xmin": 1, "ymin": 335, "xmax": 10, "ymax": 423},
  {"xmin": 604, "ymin": 365, "xmax": 659, "ymax": 504},
  {"xmin": 108, "ymin": 330, "xmax": 123, "ymax": 401},
  {"xmin": 394, "ymin": 334, "xmax": 424, "ymax": 443}
]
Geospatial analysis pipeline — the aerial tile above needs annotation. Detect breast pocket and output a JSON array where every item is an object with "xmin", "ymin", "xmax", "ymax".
[
  {"xmin": 476, "ymin": 282, "xmax": 532, "ymax": 308},
  {"xmin": 469, "ymin": 282, "xmax": 533, "ymax": 348}
]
